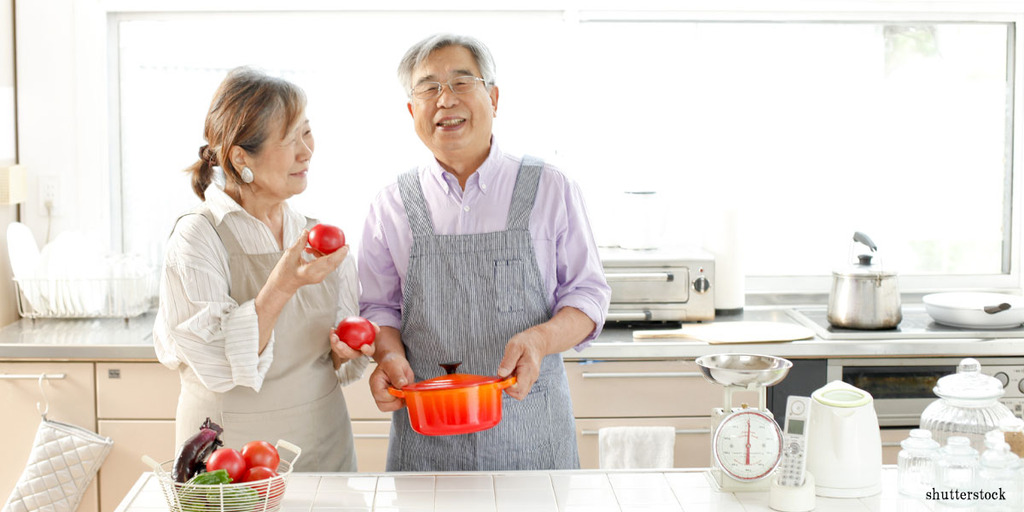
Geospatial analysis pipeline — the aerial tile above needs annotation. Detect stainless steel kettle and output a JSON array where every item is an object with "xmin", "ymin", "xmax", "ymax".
[{"xmin": 827, "ymin": 232, "xmax": 902, "ymax": 329}]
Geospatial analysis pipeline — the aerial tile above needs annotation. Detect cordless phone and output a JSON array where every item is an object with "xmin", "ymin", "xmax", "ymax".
[{"xmin": 776, "ymin": 395, "xmax": 811, "ymax": 487}]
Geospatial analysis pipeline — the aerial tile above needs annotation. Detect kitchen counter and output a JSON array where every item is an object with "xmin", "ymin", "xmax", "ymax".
[
  {"xmin": 4, "ymin": 307, "xmax": 1024, "ymax": 362},
  {"xmin": 115, "ymin": 466, "xmax": 937, "ymax": 512}
]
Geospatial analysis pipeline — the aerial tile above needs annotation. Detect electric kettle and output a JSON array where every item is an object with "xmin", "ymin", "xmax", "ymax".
[{"xmin": 805, "ymin": 380, "xmax": 882, "ymax": 498}]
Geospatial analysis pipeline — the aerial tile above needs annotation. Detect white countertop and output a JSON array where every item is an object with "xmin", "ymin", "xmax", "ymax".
[{"xmin": 114, "ymin": 467, "xmax": 939, "ymax": 512}]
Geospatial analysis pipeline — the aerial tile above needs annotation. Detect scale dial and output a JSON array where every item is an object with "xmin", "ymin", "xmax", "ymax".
[{"xmin": 712, "ymin": 409, "xmax": 784, "ymax": 481}]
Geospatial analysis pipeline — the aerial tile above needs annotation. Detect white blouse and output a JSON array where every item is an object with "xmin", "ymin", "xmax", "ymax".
[{"xmin": 153, "ymin": 184, "xmax": 367, "ymax": 393}]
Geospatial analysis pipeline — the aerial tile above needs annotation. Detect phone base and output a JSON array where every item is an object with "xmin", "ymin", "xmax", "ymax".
[{"xmin": 769, "ymin": 471, "xmax": 816, "ymax": 512}]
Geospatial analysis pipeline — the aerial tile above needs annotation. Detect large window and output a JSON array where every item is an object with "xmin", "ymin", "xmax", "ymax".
[{"xmin": 111, "ymin": 7, "xmax": 1017, "ymax": 294}]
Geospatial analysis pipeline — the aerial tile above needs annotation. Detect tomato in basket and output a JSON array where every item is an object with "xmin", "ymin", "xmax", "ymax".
[
  {"xmin": 205, "ymin": 448, "xmax": 247, "ymax": 483},
  {"xmin": 243, "ymin": 466, "xmax": 285, "ymax": 500},
  {"xmin": 241, "ymin": 440, "xmax": 280, "ymax": 470}
]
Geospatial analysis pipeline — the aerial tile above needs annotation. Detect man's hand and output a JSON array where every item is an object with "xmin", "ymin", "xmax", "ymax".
[
  {"xmin": 496, "ymin": 328, "xmax": 547, "ymax": 400},
  {"xmin": 368, "ymin": 327, "xmax": 415, "ymax": 412}
]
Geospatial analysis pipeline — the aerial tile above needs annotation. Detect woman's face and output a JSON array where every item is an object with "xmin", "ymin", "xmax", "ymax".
[{"xmin": 246, "ymin": 112, "xmax": 314, "ymax": 201}]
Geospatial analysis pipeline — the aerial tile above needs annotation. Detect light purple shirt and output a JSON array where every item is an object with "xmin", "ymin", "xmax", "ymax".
[{"xmin": 358, "ymin": 141, "xmax": 610, "ymax": 349}]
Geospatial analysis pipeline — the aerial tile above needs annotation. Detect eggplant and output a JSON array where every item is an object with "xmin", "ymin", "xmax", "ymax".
[{"xmin": 171, "ymin": 417, "xmax": 224, "ymax": 483}]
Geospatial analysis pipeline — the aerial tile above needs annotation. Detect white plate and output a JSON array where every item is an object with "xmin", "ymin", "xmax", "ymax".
[
  {"xmin": 923, "ymin": 292, "xmax": 1024, "ymax": 329},
  {"xmin": 6, "ymin": 222, "xmax": 40, "ymax": 279}
]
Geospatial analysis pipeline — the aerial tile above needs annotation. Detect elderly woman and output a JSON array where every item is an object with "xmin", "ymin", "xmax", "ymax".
[{"xmin": 154, "ymin": 67, "xmax": 373, "ymax": 472}]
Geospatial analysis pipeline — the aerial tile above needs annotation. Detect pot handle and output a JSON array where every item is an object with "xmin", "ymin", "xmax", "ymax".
[
  {"xmin": 387, "ymin": 386, "xmax": 405, "ymax": 398},
  {"xmin": 496, "ymin": 376, "xmax": 517, "ymax": 390},
  {"xmin": 853, "ymin": 231, "xmax": 877, "ymax": 252}
]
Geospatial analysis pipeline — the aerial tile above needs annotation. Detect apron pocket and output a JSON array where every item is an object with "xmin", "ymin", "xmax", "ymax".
[{"xmin": 493, "ymin": 259, "xmax": 525, "ymax": 313}]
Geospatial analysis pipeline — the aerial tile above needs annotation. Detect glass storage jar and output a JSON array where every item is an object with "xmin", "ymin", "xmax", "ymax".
[
  {"xmin": 978, "ymin": 433, "xmax": 1022, "ymax": 512},
  {"xmin": 999, "ymin": 417, "xmax": 1024, "ymax": 459},
  {"xmin": 935, "ymin": 436, "xmax": 980, "ymax": 509},
  {"xmin": 898, "ymin": 428, "xmax": 941, "ymax": 498},
  {"xmin": 920, "ymin": 358, "xmax": 1017, "ymax": 452}
]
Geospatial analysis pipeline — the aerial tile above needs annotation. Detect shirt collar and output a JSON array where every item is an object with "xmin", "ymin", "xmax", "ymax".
[
  {"xmin": 427, "ymin": 137, "xmax": 502, "ymax": 195},
  {"xmin": 203, "ymin": 183, "xmax": 244, "ymax": 224},
  {"xmin": 202, "ymin": 183, "xmax": 299, "ymax": 227}
]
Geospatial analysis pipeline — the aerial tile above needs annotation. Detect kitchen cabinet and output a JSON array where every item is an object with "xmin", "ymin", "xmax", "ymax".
[
  {"xmin": 341, "ymin": 363, "xmax": 391, "ymax": 472},
  {"xmin": 95, "ymin": 362, "xmax": 179, "ymax": 512},
  {"xmin": 565, "ymin": 360, "xmax": 759, "ymax": 469},
  {"xmin": 0, "ymin": 362, "xmax": 99, "ymax": 512},
  {"xmin": 881, "ymin": 428, "xmax": 911, "ymax": 466}
]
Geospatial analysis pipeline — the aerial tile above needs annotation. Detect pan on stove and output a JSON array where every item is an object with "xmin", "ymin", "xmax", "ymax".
[{"xmin": 923, "ymin": 292, "xmax": 1024, "ymax": 329}]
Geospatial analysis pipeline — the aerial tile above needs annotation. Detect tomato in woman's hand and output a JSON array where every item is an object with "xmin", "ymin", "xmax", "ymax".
[
  {"xmin": 335, "ymin": 316, "xmax": 376, "ymax": 349},
  {"xmin": 205, "ymin": 448, "xmax": 247, "ymax": 483},
  {"xmin": 308, "ymin": 224, "xmax": 345, "ymax": 254},
  {"xmin": 241, "ymin": 440, "xmax": 280, "ymax": 470}
]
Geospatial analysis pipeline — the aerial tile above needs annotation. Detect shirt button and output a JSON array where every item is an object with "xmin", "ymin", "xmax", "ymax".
[
  {"xmin": 464, "ymin": 205, "xmax": 471, "ymax": 212},
  {"xmin": 481, "ymin": 184, "xmax": 487, "ymax": 190}
]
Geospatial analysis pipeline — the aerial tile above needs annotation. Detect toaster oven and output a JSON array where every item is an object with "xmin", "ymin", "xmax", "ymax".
[{"xmin": 599, "ymin": 246, "xmax": 716, "ymax": 323}]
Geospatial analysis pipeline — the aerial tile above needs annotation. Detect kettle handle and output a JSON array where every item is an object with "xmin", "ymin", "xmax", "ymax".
[{"xmin": 853, "ymin": 232, "xmax": 877, "ymax": 252}]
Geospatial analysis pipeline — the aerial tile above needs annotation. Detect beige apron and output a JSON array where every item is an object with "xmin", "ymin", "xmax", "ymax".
[{"xmin": 173, "ymin": 209, "xmax": 355, "ymax": 472}]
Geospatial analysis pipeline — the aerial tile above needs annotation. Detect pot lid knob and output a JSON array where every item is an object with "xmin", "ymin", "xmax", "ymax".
[
  {"xmin": 857, "ymin": 254, "xmax": 874, "ymax": 266},
  {"xmin": 440, "ymin": 361, "xmax": 462, "ymax": 375}
]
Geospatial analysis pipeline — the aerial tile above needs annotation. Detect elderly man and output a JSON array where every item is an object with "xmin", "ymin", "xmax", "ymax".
[{"xmin": 358, "ymin": 33, "xmax": 610, "ymax": 471}]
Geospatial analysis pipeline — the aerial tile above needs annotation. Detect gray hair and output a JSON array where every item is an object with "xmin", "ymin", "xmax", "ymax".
[{"xmin": 397, "ymin": 33, "xmax": 497, "ymax": 98}]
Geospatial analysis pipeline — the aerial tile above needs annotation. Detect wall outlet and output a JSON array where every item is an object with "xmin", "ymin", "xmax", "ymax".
[{"xmin": 38, "ymin": 174, "xmax": 60, "ymax": 216}]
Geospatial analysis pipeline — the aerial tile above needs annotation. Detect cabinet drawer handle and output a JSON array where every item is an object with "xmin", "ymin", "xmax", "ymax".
[
  {"xmin": 0, "ymin": 373, "xmax": 67, "ymax": 380},
  {"xmin": 581, "ymin": 428, "xmax": 711, "ymax": 436},
  {"xmin": 605, "ymin": 273, "xmax": 674, "ymax": 282},
  {"xmin": 606, "ymin": 311, "xmax": 652, "ymax": 322},
  {"xmin": 881, "ymin": 441, "xmax": 902, "ymax": 448},
  {"xmin": 581, "ymin": 372, "xmax": 703, "ymax": 379},
  {"xmin": 353, "ymin": 434, "xmax": 390, "ymax": 439}
]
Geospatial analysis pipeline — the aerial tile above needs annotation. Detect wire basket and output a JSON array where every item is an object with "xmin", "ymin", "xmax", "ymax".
[
  {"xmin": 143, "ymin": 440, "xmax": 301, "ymax": 512},
  {"xmin": 13, "ymin": 274, "xmax": 157, "ymax": 319}
]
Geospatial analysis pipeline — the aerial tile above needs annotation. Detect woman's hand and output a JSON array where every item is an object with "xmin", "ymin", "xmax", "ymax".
[
  {"xmin": 330, "ymin": 322, "xmax": 379, "ymax": 369},
  {"xmin": 268, "ymin": 230, "xmax": 348, "ymax": 295}
]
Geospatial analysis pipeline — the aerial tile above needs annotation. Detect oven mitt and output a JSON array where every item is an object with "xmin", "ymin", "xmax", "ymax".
[{"xmin": 1, "ymin": 418, "xmax": 113, "ymax": 512}]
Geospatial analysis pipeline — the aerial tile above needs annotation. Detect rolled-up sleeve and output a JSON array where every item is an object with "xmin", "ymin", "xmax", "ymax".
[
  {"xmin": 357, "ymin": 197, "xmax": 404, "ymax": 330},
  {"xmin": 153, "ymin": 216, "xmax": 274, "ymax": 393},
  {"xmin": 553, "ymin": 180, "xmax": 612, "ymax": 349}
]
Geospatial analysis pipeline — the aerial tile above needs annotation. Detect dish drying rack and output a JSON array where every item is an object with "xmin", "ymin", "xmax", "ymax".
[{"xmin": 13, "ymin": 274, "xmax": 158, "ymax": 320}]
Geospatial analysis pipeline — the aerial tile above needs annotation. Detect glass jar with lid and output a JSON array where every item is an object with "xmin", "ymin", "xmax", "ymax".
[
  {"xmin": 999, "ymin": 417, "xmax": 1024, "ymax": 459},
  {"xmin": 978, "ymin": 432, "xmax": 1022, "ymax": 512},
  {"xmin": 919, "ymin": 358, "xmax": 1017, "ymax": 452},
  {"xmin": 935, "ymin": 436, "xmax": 980, "ymax": 508},
  {"xmin": 898, "ymin": 428, "xmax": 941, "ymax": 498}
]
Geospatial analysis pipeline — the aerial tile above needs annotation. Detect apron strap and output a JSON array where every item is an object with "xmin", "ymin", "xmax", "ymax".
[
  {"xmin": 199, "ymin": 210, "xmax": 246, "ymax": 255},
  {"xmin": 397, "ymin": 169, "xmax": 435, "ymax": 237},
  {"xmin": 505, "ymin": 155, "xmax": 544, "ymax": 231}
]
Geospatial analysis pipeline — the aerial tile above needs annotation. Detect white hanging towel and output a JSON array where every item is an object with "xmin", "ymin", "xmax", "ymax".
[{"xmin": 598, "ymin": 426, "xmax": 676, "ymax": 469}]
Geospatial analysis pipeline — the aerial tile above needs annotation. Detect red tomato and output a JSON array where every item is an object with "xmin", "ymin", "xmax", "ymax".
[
  {"xmin": 205, "ymin": 448, "xmax": 247, "ymax": 483},
  {"xmin": 308, "ymin": 224, "xmax": 345, "ymax": 254},
  {"xmin": 243, "ymin": 466, "xmax": 284, "ymax": 500},
  {"xmin": 242, "ymin": 465, "xmax": 279, "ymax": 482},
  {"xmin": 241, "ymin": 440, "xmax": 280, "ymax": 471},
  {"xmin": 335, "ymin": 316, "xmax": 376, "ymax": 349}
]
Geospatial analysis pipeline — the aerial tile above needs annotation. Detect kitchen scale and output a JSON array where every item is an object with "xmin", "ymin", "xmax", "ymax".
[{"xmin": 696, "ymin": 353, "xmax": 793, "ymax": 492}]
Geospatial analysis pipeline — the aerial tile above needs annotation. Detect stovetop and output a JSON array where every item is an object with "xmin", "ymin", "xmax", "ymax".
[{"xmin": 787, "ymin": 305, "xmax": 1024, "ymax": 340}]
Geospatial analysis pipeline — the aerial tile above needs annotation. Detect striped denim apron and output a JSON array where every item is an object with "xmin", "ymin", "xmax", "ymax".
[
  {"xmin": 172, "ymin": 208, "xmax": 356, "ymax": 472},
  {"xmin": 386, "ymin": 156, "xmax": 579, "ymax": 471}
]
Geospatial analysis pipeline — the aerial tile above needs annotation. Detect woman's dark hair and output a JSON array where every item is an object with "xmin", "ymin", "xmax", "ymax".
[{"xmin": 186, "ymin": 67, "xmax": 307, "ymax": 200}]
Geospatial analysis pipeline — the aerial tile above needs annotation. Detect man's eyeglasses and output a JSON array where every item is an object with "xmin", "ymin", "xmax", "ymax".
[{"xmin": 411, "ymin": 76, "xmax": 487, "ymax": 100}]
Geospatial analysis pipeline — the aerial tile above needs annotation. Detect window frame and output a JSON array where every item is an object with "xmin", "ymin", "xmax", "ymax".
[{"xmin": 16, "ymin": 1, "xmax": 1024, "ymax": 301}]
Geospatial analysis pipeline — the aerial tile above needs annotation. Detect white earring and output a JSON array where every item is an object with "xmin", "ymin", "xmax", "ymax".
[{"xmin": 240, "ymin": 166, "xmax": 254, "ymax": 184}]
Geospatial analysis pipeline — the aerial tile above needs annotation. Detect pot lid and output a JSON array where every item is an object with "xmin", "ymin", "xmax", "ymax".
[
  {"xmin": 933, "ymin": 358, "xmax": 1004, "ymax": 401},
  {"xmin": 833, "ymin": 253, "xmax": 898, "ymax": 277},
  {"xmin": 402, "ymin": 361, "xmax": 503, "ymax": 392}
]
